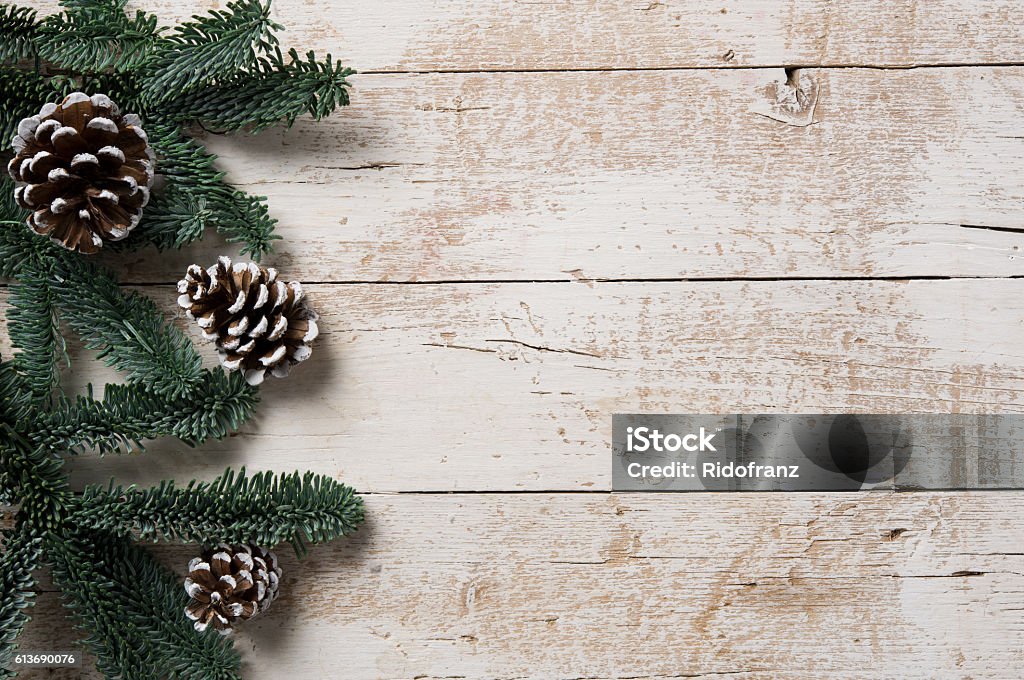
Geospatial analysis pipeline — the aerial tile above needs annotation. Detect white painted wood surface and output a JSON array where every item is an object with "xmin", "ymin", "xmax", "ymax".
[
  {"xmin": 13, "ymin": 278, "xmax": 1020, "ymax": 493},
  {"xmin": 30, "ymin": 0, "xmax": 1024, "ymax": 71},
  {"xmin": 14, "ymin": 493, "xmax": 1024, "ymax": 678},
  {"xmin": 100, "ymin": 67, "xmax": 1024, "ymax": 283},
  {"xmin": 5, "ymin": 0, "xmax": 1024, "ymax": 678}
]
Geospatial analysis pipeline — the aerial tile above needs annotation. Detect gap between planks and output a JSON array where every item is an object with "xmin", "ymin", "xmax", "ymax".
[
  {"xmin": 354, "ymin": 61, "xmax": 1024, "ymax": 75},
  {"xmin": 6, "ymin": 274, "xmax": 1024, "ymax": 290}
]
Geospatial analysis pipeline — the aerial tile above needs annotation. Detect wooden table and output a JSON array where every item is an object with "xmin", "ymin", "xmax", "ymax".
[{"xmin": 9, "ymin": 1, "xmax": 1024, "ymax": 677}]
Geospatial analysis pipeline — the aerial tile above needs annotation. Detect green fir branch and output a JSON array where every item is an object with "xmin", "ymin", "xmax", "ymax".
[
  {"xmin": 47, "ymin": 533, "xmax": 155, "ymax": 678},
  {"xmin": 37, "ymin": 0, "xmax": 162, "ymax": 73},
  {"xmin": 0, "ymin": 67, "xmax": 59, "ymax": 151},
  {"xmin": 66, "ymin": 69, "xmax": 147, "ymax": 115},
  {"xmin": 48, "ymin": 532, "xmax": 241, "ymax": 680},
  {"xmin": 114, "ymin": 536, "xmax": 242, "ymax": 680},
  {"xmin": 0, "ymin": 529, "xmax": 41, "ymax": 679},
  {"xmin": 140, "ymin": 122, "xmax": 279, "ymax": 259},
  {"xmin": 0, "ymin": 4, "xmax": 40, "ymax": 64},
  {"xmin": 220, "ymin": 191, "xmax": 279, "ymax": 260},
  {"xmin": 0, "ymin": 361, "xmax": 32, "ymax": 430},
  {"xmin": 144, "ymin": 0, "xmax": 281, "ymax": 99},
  {"xmin": 164, "ymin": 48, "xmax": 353, "ymax": 132},
  {"xmin": 48, "ymin": 531, "xmax": 241, "ymax": 680},
  {"xmin": 7, "ymin": 277, "xmax": 65, "ymax": 403},
  {"xmin": 0, "ymin": 177, "xmax": 20, "ymax": 222},
  {"xmin": 0, "ymin": 205, "xmax": 58, "ymax": 281},
  {"xmin": 0, "ymin": 435, "xmax": 69, "ymax": 533},
  {"xmin": 46, "ymin": 252, "xmax": 204, "ymax": 399},
  {"xmin": 31, "ymin": 370, "xmax": 259, "ymax": 454},
  {"xmin": 77, "ymin": 468, "xmax": 365, "ymax": 554},
  {"xmin": 0, "ymin": 1, "xmax": 365, "ymax": 671},
  {"xmin": 124, "ymin": 189, "xmax": 212, "ymax": 251}
]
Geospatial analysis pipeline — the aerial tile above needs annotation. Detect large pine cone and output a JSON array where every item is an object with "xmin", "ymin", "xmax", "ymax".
[
  {"xmin": 184, "ymin": 544, "xmax": 282, "ymax": 634},
  {"xmin": 177, "ymin": 257, "xmax": 319, "ymax": 386},
  {"xmin": 7, "ymin": 92, "xmax": 155, "ymax": 254}
]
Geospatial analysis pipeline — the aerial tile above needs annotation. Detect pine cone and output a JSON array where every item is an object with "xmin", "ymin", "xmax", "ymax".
[
  {"xmin": 184, "ymin": 544, "xmax": 282, "ymax": 634},
  {"xmin": 7, "ymin": 92, "xmax": 155, "ymax": 254},
  {"xmin": 177, "ymin": 256, "xmax": 319, "ymax": 386}
]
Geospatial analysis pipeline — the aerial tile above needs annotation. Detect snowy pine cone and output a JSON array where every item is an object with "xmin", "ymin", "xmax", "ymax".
[
  {"xmin": 184, "ymin": 544, "xmax": 282, "ymax": 634},
  {"xmin": 177, "ymin": 257, "xmax": 319, "ymax": 385},
  {"xmin": 7, "ymin": 92, "xmax": 155, "ymax": 253}
]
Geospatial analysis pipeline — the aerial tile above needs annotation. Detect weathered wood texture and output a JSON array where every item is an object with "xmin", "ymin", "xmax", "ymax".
[
  {"xmin": 95, "ymin": 66, "xmax": 1024, "ymax": 283},
  {"xmin": 7, "ymin": 1, "xmax": 1024, "ymax": 678},
  {"xmin": 29, "ymin": 0, "xmax": 1024, "ymax": 71},
  {"xmin": 1, "ymin": 279, "xmax": 1009, "ymax": 493},
  {"xmin": 13, "ymin": 494, "xmax": 1024, "ymax": 678}
]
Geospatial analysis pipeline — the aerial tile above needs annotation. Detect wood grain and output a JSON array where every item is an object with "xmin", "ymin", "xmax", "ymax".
[
  {"xmin": 3, "ymin": 278, "xmax": 1018, "ymax": 493},
  {"xmin": 13, "ymin": 493, "xmax": 1024, "ymax": 678},
  {"xmin": 28, "ymin": 0, "xmax": 1024, "ymax": 71},
  {"xmin": 9, "ymin": 2, "xmax": 1024, "ymax": 678},
  {"xmin": 85, "ymin": 66, "xmax": 1024, "ymax": 284}
]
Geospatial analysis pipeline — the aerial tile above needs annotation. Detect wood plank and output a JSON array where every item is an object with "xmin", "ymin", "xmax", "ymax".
[
  {"xmin": 77, "ymin": 67, "xmax": 1024, "ymax": 283},
  {"xmin": 13, "ymin": 493, "xmax": 1024, "ymax": 678},
  {"xmin": 1, "ymin": 278, "xmax": 1019, "ymax": 492},
  {"xmin": 28, "ymin": 0, "xmax": 1024, "ymax": 71}
]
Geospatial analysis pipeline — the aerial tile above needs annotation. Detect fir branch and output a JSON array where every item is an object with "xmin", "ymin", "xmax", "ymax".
[
  {"xmin": 0, "ymin": 365, "xmax": 52, "ymax": 512},
  {"xmin": 144, "ymin": 0, "xmax": 281, "ymax": 100},
  {"xmin": 0, "ymin": 177, "xmax": 19, "ymax": 222},
  {"xmin": 7, "ymin": 277, "xmax": 65, "ymax": 403},
  {"xmin": 221, "ymin": 191, "xmax": 279, "ymax": 260},
  {"xmin": 137, "ymin": 122, "xmax": 279, "ymax": 259},
  {"xmin": 31, "ymin": 370, "xmax": 259, "ymax": 454},
  {"xmin": 0, "ymin": 2, "xmax": 366, "ymax": 668},
  {"xmin": 0, "ymin": 435, "xmax": 69, "ymax": 533},
  {"xmin": 0, "ymin": 213, "xmax": 59, "ymax": 282},
  {"xmin": 0, "ymin": 361, "xmax": 31, "ymax": 430},
  {"xmin": 0, "ymin": 529, "xmax": 41, "ymax": 680},
  {"xmin": 0, "ymin": 67, "xmax": 59, "ymax": 151},
  {"xmin": 147, "ymin": 122, "xmax": 225, "ymax": 188},
  {"xmin": 47, "ymin": 533, "xmax": 154, "ymax": 678},
  {"xmin": 38, "ymin": 0, "xmax": 163, "ymax": 74},
  {"xmin": 164, "ymin": 48, "xmax": 353, "ymax": 132},
  {"xmin": 0, "ymin": 4, "xmax": 40, "ymax": 64},
  {"xmin": 0, "ymin": 181, "xmax": 25, "ymax": 258},
  {"xmin": 77, "ymin": 468, "xmax": 365, "ymax": 554},
  {"xmin": 114, "ymin": 537, "xmax": 242, "ymax": 680},
  {"xmin": 123, "ymin": 189, "xmax": 212, "ymax": 251},
  {"xmin": 46, "ymin": 252, "xmax": 204, "ymax": 399},
  {"xmin": 69, "ymin": 69, "xmax": 147, "ymax": 115},
  {"xmin": 48, "ymin": 531, "xmax": 242, "ymax": 679}
]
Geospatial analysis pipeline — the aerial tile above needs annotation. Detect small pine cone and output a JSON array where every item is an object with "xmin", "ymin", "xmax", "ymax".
[
  {"xmin": 177, "ymin": 256, "xmax": 319, "ymax": 386},
  {"xmin": 7, "ymin": 92, "xmax": 155, "ymax": 254},
  {"xmin": 184, "ymin": 544, "xmax": 282, "ymax": 634}
]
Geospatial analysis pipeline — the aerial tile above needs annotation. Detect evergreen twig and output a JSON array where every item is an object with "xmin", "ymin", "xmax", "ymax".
[
  {"xmin": 144, "ymin": 0, "xmax": 281, "ymax": 99},
  {"xmin": 0, "ymin": 0, "xmax": 362, "ymax": 675},
  {"xmin": 38, "ymin": 0, "xmax": 162, "ymax": 73},
  {"xmin": 48, "ymin": 531, "xmax": 241, "ymax": 679},
  {"xmin": 0, "ymin": 4, "xmax": 38, "ymax": 64},
  {"xmin": 164, "ymin": 48, "xmax": 354, "ymax": 132},
  {"xmin": 77, "ymin": 468, "xmax": 365, "ymax": 554},
  {"xmin": 32, "ymin": 371, "xmax": 259, "ymax": 454},
  {"xmin": 0, "ymin": 530, "xmax": 41, "ymax": 680},
  {"xmin": 7, "ymin": 276, "xmax": 65, "ymax": 403}
]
